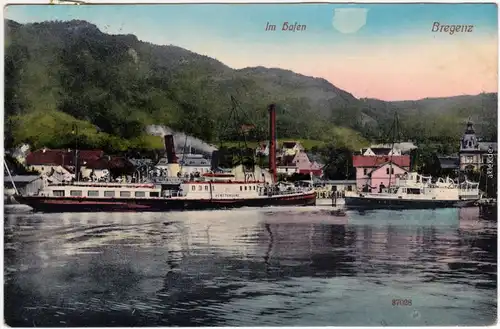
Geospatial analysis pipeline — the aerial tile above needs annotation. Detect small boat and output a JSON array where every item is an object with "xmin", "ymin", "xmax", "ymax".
[
  {"xmin": 344, "ymin": 172, "xmax": 480, "ymax": 210},
  {"xmin": 331, "ymin": 209, "xmax": 347, "ymax": 217}
]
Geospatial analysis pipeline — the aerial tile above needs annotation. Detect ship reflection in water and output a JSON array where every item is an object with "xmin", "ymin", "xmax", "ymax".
[{"xmin": 4, "ymin": 206, "xmax": 497, "ymax": 326}]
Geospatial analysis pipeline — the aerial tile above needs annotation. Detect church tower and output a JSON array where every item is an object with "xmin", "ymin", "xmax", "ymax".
[
  {"xmin": 460, "ymin": 120, "xmax": 479, "ymax": 151},
  {"xmin": 459, "ymin": 120, "xmax": 482, "ymax": 171}
]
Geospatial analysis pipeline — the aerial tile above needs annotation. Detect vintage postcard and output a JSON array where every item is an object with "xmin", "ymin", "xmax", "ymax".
[{"xmin": 3, "ymin": 2, "xmax": 498, "ymax": 327}]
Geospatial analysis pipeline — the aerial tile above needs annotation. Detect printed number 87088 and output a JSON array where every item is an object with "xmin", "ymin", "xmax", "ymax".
[{"xmin": 392, "ymin": 299, "xmax": 412, "ymax": 306}]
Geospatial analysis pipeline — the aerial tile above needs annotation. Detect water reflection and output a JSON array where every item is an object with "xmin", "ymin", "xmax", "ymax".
[{"xmin": 4, "ymin": 206, "xmax": 497, "ymax": 326}]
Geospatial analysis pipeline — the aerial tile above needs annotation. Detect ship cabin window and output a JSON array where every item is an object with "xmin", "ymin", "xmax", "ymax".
[
  {"xmin": 192, "ymin": 185, "xmax": 196, "ymax": 191},
  {"xmin": 53, "ymin": 190, "xmax": 65, "ymax": 197},
  {"xmin": 150, "ymin": 192, "xmax": 160, "ymax": 197},
  {"xmin": 70, "ymin": 190, "xmax": 82, "ymax": 197},
  {"xmin": 406, "ymin": 188, "xmax": 421, "ymax": 195},
  {"xmin": 198, "ymin": 185, "xmax": 202, "ymax": 191},
  {"xmin": 104, "ymin": 191, "xmax": 115, "ymax": 197},
  {"xmin": 135, "ymin": 191, "xmax": 146, "ymax": 197},
  {"xmin": 120, "ymin": 191, "xmax": 131, "ymax": 197},
  {"xmin": 240, "ymin": 186, "xmax": 243, "ymax": 191},
  {"xmin": 205, "ymin": 185, "xmax": 209, "ymax": 191},
  {"xmin": 88, "ymin": 190, "xmax": 99, "ymax": 197}
]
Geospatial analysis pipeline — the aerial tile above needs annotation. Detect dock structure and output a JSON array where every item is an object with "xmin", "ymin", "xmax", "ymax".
[
  {"xmin": 4, "ymin": 175, "xmax": 43, "ymax": 196},
  {"xmin": 477, "ymin": 198, "xmax": 497, "ymax": 206}
]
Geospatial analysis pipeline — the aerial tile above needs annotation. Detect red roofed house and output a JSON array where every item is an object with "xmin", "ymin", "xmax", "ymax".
[
  {"xmin": 26, "ymin": 148, "xmax": 106, "ymax": 180},
  {"xmin": 277, "ymin": 151, "xmax": 323, "ymax": 177},
  {"xmin": 353, "ymin": 155, "xmax": 411, "ymax": 192},
  {"xmin": 82, "ymin": 156, "xmax": 135, "ymax": 181}
]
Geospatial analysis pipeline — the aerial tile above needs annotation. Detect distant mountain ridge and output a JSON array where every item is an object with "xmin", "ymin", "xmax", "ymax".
[{"xmin": 4, "ymin": 19, "xmax": 497, "ymax": 152}]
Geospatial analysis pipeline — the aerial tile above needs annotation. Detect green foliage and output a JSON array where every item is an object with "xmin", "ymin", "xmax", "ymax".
[
  {"xmin": 320, "ymin": 146, "xmax": 356, "ymax": 180},
  {"xmin": 4, "ymin": 19, "xmax": 497, "ymax": 158}
]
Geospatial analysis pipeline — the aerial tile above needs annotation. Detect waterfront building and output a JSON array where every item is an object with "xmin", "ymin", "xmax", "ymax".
[
  {"xmin": 437, "ymin": 121, "xmax": 497, "ymax": 172},
  {"xmin": 4, "ymin": 175, "xmax": 43, "ymax": 197},
  {"xmin": 276, "ymin": 150, "xmax": 323, "ymax": 177},
  {"xmin": 459, "ymin": 121, "xmax": 497, "ymax": 171},
  {"xmin": 352, "ymin": 155, "xmax": 411, "ymax": 192},
  {"xmin": 155, "ymin": 153, "xmax": 211, "ymax": 177}
]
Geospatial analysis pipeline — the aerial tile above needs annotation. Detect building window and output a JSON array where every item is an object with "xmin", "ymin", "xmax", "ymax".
[
  {"xmin": 363, "ymin": 168, "xmax": 368, "ymax": 175},
  {"xmin": 245, "ymin": 186, "xmax": 248, "ymax": 191},
  {"xmin": 205, "ymin": 185, "xmax": 209, "ymax": 191},
  {"xmin": 150, "ymin": 192, "xmax": 159, "ymax": 197},
  {"xmin": 70, "ymin": 190, "xmax": 82, "ymax": 197},
  {"xmin": 120, "ymin": 191, "xmax": 131, "ymax": 197},
  {"xmin": 198, "ymin": 185, "xmax": 202, "ymax": 191},
  {"xmin": 53, "ymin": 190, "xmax": 65, "ymax": 197},
  {"xmin": 240, "ymin": 186, "xmax": 243, "ymax": 191},
  {"xmin": 135, "ymin": 191, "xmax": 146, "ymax": 197},
  {"xmin": 192, "ymin": 185, "xmax": 196, "ymax": 191},
  {"xmin": 88, "ymin": 190, "xmax": 99, "ymax": 197},
  {"xmin": 104, "ymin": 191, "xmax": 115, "ymax": 197}
]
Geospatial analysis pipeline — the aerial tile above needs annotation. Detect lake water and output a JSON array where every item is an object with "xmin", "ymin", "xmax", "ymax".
[{"xmin": 4, "ymin": 206, "xmax": 497, "ymax": 326}]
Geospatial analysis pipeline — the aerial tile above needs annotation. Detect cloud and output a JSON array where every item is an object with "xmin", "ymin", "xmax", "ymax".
[{"xmin": 332, "ymin": 8, "xmax": 369, "ymax": 34}]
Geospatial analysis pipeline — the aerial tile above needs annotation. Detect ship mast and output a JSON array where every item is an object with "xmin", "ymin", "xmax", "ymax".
[
  {"xmin": 387, "ymin": 112, "xmax": 400, "ymax": 189},
  {"xmin": 217, "ymin": 95, "xmax": 256, "ymax": 182},
  {"xmin": 268, "ymin": 104, "xmax": 277, "ymax": 184},
  {"xmin": 72, "ymin": 124, "xmax": 79, "ymax": 182}
]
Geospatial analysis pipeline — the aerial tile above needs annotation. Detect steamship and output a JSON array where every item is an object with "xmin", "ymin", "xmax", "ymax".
[
  {"xmin": 14, "ymin": 104, "xmax": 317, "ymax": 212},
  {"xmin": 344, "ymin": 172, "xmax": 481, "ymax": 209}
]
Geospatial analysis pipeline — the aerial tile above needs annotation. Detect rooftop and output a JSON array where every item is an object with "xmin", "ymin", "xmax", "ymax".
[
  {"xmin": 437, "ymin": 156, "xmax": 460, "ymax": 169},
  {"xmin": 4, "ymin": 175, "xmax": 41, "ymax": 184},
  {"xmin": 353, "ymin": 155, "xmax": 411, "ymax": 168}
]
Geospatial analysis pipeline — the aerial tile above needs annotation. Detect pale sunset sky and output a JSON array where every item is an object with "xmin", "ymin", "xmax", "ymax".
[{"xmin": 4, "ymin": 3, "xmax": 498, "ymax": 101}]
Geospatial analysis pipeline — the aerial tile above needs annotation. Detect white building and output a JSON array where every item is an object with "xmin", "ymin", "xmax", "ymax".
[
  {"xmin": 155, "ymin": 154, "xmax": 212, "ymax": 177},
  {"xmin": 360, "ymin": 147, "xmax": 402, "ymax": 156}
]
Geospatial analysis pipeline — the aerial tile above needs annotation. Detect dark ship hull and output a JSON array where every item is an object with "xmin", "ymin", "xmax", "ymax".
[
  {"xmin": 344, "ymin": 196, "xmax": 478, "ymax": 210},
  {"xmin": 15, "ymin": 191, "xmax": 316, "ymax": 213}
]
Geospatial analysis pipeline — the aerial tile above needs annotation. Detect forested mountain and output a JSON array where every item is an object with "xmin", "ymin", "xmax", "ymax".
[{"xmin": 4, "ymin": 19, "xmax": 497, "ymax": 154}]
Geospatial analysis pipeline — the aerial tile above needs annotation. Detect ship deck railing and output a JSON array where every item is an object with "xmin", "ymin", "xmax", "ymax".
[{"xmin": 260, "ymin": 187, "xmax": 313, "ymax": 197}]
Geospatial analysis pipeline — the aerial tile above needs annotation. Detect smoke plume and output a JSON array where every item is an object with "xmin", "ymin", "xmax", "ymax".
[{"xmin": 146, "ymin": 125, "xmax": 218, "ymax": 153}]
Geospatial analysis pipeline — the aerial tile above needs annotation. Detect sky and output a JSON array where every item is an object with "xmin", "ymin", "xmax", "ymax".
[{"xmin": 4, "ymin": 3, "xmax": 498, "ymax": 101}]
